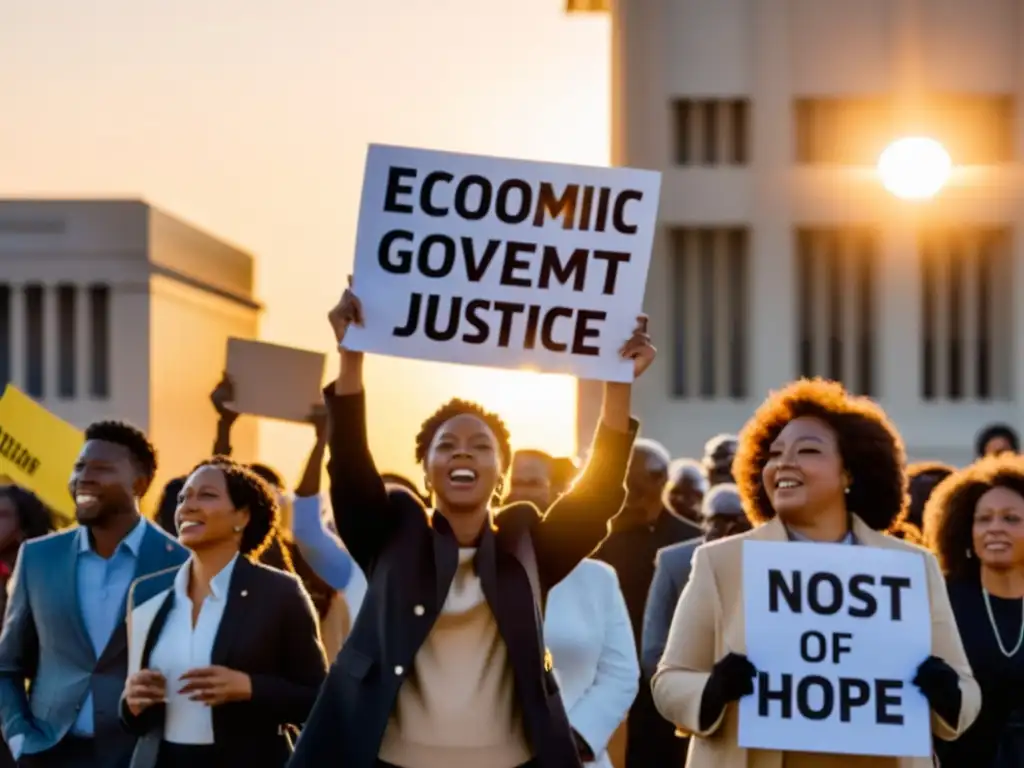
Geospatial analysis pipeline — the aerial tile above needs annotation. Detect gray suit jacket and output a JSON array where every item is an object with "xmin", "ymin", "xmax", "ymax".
[
  {"xmin": 0, "ymin": 521, "xmax": 187, "ymax": 767},
  {"xmin": 640, "ymin": 538, "xmax": 702, "ymax": 679}
]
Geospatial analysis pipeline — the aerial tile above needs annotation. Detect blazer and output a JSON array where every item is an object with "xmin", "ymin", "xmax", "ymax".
[
  {"xmin": 0, "ymin": 521, "xmax": 187, "ymax": 768},
  {"xmin": 544, "ymin": 559, "xmax": 639, "ymax": 768},
  {"xmin": 651, "ymin": 515, "xmax": 982, "ymax": 768},
  {"xmin": 120, "ymin": 555, "xmax": 327, "ymax": 768},
  {"xmin": 287, "ymin": 387, "xmax": 637, "ymax": 768},
  {"xmin": 641, "ymin": 538, "xmax": 701, "ymax": 678}
]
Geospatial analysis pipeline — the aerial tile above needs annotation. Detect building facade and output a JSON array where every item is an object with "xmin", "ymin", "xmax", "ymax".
[
  {"xmin": 575, "ymin": 0, "xmax": 1024, "ymax": 466},
  {"xmin": 0, "ymin": 200, "xmax": 260, "ymax": 508}
]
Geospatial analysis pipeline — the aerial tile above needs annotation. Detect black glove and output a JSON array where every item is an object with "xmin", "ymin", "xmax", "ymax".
[
  {"xmin": 913, "ymin": 655, "xmax": 961, "ymax": 727},
  {"xmin": 699, "ymin": 652, "xmax": 756, "ymax": 732}
]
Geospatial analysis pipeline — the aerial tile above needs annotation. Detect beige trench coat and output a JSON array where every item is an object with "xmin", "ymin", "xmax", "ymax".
[{"xmin": 651, "ymin": 514, "xmax": 981, "ymax": 768}]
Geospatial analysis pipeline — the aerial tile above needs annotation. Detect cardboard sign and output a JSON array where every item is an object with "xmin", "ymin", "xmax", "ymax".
[
  {"xmin": 225, "ymin": 339, "xmax": 326, "ymax": 423},
  {"xmin": 739, "ymin": 541, "xmax": 931, "ymax": 757},
  {"xmin": 0, "ymin": 385, "xmax": 83, "ymax": 519},
  {"xmin": 344, "ymin": 144, "xmax": 661, "ymax": 382}
]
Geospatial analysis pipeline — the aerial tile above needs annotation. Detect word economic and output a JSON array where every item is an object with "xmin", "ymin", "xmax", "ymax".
[
  {"xmin": 759, "ymin": 569, "xmax": 913, "ymax": 726},
  {"xmin": 379, "ymin": 166, "xmax": 646, "ymax": 355}
]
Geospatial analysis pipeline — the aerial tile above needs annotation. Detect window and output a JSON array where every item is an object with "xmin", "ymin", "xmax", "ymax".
[
  {"xmin": 920, "ymin": 228, "xmax": 1012, "ymax": 401},
  {"xmin": 23, "ymin": 284, "xmax": 44, "ymax": 398},
  {"xmin": 58, "ymin": 285, "xmax": 76, "ymax": 398},
  {"xmin": 795, "ymin": 95, "xmax": 1015, "ymax": 165},
  {"xmin": 673, "ymin": 100, "xmax": 750, "ymax": 166},
  {"xmin": 671, "ymin": 228, "xmax": 748, "ymax": 399},
  {"xmin": 89, "ymin": 284, "xmax": 110, "ymax": 399},
  {"xmin": 796, "ymin": 228, "xmax": 878, "ymax": 395},
  {"xmin": 0, "ymin": 285, "xmax": 8, "ymax": 389}
]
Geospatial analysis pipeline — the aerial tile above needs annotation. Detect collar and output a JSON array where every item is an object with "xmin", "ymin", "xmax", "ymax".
[
  {"xmin": 785, "ymin": 525, "xmax": 856, "ymax": 545},
  {"xmin": 174, "ymin": 553, "xmax": 239, "ymax": 602},
  {"xmin": 78, "ymin": 517, "xmax": 147, "ymax": 556}
]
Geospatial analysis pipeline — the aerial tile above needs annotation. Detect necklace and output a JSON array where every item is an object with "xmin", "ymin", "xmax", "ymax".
[{"xmin": 982, "ymin": 584, "xmax": 1024, "ymax": 657}]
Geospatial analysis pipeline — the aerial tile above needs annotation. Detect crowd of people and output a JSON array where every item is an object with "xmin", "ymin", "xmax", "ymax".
[{"xmin": 0, "ymin": 287, "xmax": 1020, "ymax": 767}]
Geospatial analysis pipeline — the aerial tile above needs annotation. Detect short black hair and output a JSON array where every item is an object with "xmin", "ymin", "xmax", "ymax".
[
  {"xmin": 154, "ymin": 476, "xmax": 186, "ymax": 535},
  {"xmin": 924, "ymin": 455, "xmax": 1024, "ymax": 580},
  {"xmin": 906, "ymin": 462, "xmax": 956, "ymax": 529},
  {"xmin": 249, "ymin": 463, "xmax": 284, "ymax": 490},
  {"xmin": 187, "ymin": 457, "xmax": 278, "ymax": 558},
  {"xmin": 84, "ymin": 421, "xmax": 157, "ymax": 483},
  {"xmin": 0, "ymin": 485, "xmax": 56, "ymax": 540},
  {"xmin": 975, "ymin": 423, "xmax": 1019, "ymax": 458},
  {"xmin": 734, "ymin": 378, "xmax": 907, "ymax": 531},
  {"xmin": 414, "ymin": 399, "xmax": 512, "ymax": 470}
]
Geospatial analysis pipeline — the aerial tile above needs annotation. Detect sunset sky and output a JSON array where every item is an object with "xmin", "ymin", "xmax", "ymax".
[{"xmin": 1, "ymin": 0, "xmax": 610, "ymax": 485}]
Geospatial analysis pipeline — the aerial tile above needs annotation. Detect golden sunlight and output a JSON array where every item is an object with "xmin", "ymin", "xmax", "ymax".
[{"xmin": 877, "ymin": 137, "xmax": 952, "ymax": 200}]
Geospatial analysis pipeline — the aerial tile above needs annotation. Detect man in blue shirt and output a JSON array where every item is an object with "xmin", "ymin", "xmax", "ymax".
[{"xmin": 0, "ymin": 421, "xmax": 187, "ymax": 768}]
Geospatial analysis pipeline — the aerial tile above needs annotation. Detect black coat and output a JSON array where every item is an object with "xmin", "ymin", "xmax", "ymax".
[
  {"xmin": 287, "ymin": 387, "xmax": 636, "ymax": 768},
  {"xmin": 120, "ymin": 556, "xmax": 328, "ymax": 768}
]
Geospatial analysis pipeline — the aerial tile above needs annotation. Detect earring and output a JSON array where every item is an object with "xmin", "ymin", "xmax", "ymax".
[
  {"xmin": 844, "ymin": 486, "xmax": 850, "ymax": 495},
  {"xmin": 966, "ymin": 547, "xmax": 973, "ymax": 559},
  {"xmin": 233, "ymin": 525, "xmax": 243, "ymax": 533}
]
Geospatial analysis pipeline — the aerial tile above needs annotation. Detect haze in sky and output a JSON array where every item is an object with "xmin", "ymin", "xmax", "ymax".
[{"xmin": 0, "ymin": 0, "xmax": 610, "ymax": 485}]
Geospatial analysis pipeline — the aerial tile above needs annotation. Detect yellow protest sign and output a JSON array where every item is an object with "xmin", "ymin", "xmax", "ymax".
[{"xmin": 0, "ymin": 385, "xmax": 83, "ymax": 520}]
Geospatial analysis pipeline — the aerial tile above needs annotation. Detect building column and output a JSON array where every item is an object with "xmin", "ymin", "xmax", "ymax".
[
  {"xmin": 42, "ymin": 283, "xmax": 58, "ymax": 402},
  {"xmin": 749, "ymin": 0, "xmax": 795, "ymax": 396},
  {"xmin": 1013, "ymin": 0, "xmax": 1024, "ymax": 419},
  {"xmin": 9, "ymin": 285, "xmax": 24, "ymax": 393},
  {"xmin": 76, "ymin": 283, "xmax": 92, "ymax": 399}
]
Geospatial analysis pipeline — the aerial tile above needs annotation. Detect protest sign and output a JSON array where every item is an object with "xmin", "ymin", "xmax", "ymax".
[
  {"xmin": 344, "ymin": 144, "xmax": 661, "ymax": 382},
  {"xmin": 225, "ymin": 338, "xmax": 326, "ymax": 423},
  {"xmin": 739, "ymin": 541, "xmax": 931, "ymax": 758},
  {"xmin": 0, "ymin": 385, "xmax": 83, "ymax": 520}
]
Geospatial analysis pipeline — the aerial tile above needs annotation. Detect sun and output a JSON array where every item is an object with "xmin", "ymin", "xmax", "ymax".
[{"xmin": 877, "ymin": 137, "xmax": 952, "ymax": 201}]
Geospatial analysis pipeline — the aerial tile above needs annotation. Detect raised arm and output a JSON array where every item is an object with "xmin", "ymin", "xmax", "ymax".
[
  {"xmin": 291, "ymin": 494, "xmax": 354, "ymax": 590},
  {"xmin": 209, "ymin": 373, "xmax": 238, "ymax": 456},
  {"xmin": 533, "ymin": 316, "xmax": 655, "ymax": 589},
  {"xmin": 0, "ymin": 547, "xmax": 39, "ymax": 758}
]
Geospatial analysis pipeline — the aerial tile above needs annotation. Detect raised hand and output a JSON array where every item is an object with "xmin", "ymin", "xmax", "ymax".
[
  {"xmin": 327, "ymin": 275, "xmax": 365, "ymax": 347},
  {"xmin": 618, "ymin": 314, "xmax": 657, "ymax": 379},
  {"xmin": 210, "ymin": 373, "xmax": 238, "ymax": 422}
]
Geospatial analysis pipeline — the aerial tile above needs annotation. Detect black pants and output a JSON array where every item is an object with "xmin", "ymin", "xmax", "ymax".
[
  {"xmin": 18, "ymin": 736, "xmax": 96, "ymax": 768},
  {"xmin": 154, "ymin": 742, "xmax": 218, "ymax": 768}
]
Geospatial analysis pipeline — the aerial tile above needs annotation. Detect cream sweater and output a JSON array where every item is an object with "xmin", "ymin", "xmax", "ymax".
[{"xmin": 378, "ymin": 547, "xmax": 532, "ymax": 768}]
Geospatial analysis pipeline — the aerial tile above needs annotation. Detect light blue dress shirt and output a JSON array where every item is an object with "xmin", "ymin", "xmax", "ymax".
[{"xmin": 72, "ymin": 519, "xmax": 147, "ymax": 736}]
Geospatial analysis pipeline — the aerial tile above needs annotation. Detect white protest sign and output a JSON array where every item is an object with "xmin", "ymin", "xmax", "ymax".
[
  {"xmin": 739, "ymin": 541, "xmax": 931, "ymax": 758},
  {"xmin": 344, "ymin": 144, "xmax": 661, "ymax": 381}
]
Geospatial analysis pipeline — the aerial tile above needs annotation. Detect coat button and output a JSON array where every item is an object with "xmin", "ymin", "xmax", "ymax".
[
  {"xmin": 394, "ymin": 665, "xmax": 404, "ymax": 676},
  {"xmin": 413, "ymin": 605, "xmax": 425, "ymax": 616}
]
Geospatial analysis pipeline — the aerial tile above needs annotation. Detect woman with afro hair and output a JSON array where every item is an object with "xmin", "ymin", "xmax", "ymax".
[
  {"xmin": 289, "ymin": 282, "xmax": 653, "ymax": 768},
  {"xmin": 651, "ymin": 378, "xmax": 980, "ymax": 767},
  {"xmin": 924, "ymin": 455, "xmax": 1024, "ymax": 766},
  {"xmin": 120, "ymin": 457, "xmax": 327, "ymax": 768}
]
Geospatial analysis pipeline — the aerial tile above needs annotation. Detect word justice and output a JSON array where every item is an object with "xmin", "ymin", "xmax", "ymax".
[
  {"xmin": 377, "ymin": 230, "xmax": 631, "ymax": 296},
  {"xmin": 393, "ymin": 294, "xmax": 605, "ymax": 357},
  {"xmin": 384, "ymin": 166, "xmax": 646, "ymax": 235}
]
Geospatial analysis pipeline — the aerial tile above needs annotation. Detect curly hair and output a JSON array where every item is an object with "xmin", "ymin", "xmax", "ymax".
[
  {"xmin": 888, "ymin": 519, "xmax": 924, "ymax": 545},
  {"xmin": 733, "ymin": 378, "xmax": 907, "ymax": 531},
  {"xmin": 154, "ymin": 476, "xmax": 186, "ymax": 535},
  {"xmin": 906, "ymin": 462, "xmax": 956, "ymax": 528},
  {"xmin": 923, "ymin": 454, "xmax": 1024, "ymax": 580},
  {"xmin": 0, "ymin": 485, "xmax": 56, "ymax": 540},
  {"xmin": 84, "ymin": 420, "xmax": 158, "ymax": 483},
  {"xmin": 414, "ymin": 399, "xmax": 512, "ymax": 470},
  {"xmin": 187, "ymin": 457, "xmax": 279, "ymax": 559},
  {"xmin": 249, "ymin": 463, "xmax": 284, "ymax": 490}
]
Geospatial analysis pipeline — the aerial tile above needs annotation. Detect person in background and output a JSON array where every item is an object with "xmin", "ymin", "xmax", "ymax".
[
  {"xmin": 925, "ymin": 455, "xmax": 1024, "ymax": 766},
  {"xmin": 504, "ymin": 450, "xmax": 639, "ymax": 767},
  {"xmin": 153, "ymin": 478, "xmax": 185, "ymax": 537},
  {"xmin": 890, "ymin": 462, "xmax": 957, "ymax": 544},
  {"xmin": 663, "ymin": 459, "xmax": 707, "ymax": 526},
  {"xmin": 121, "ymin": 458, "xmax": 327, "ymax": 768},
  {"xmin": 641, "ymin": 483, "xmax": 751, "ymax": 680},
  {"xmin": 977, "ymin": 423, "xmax": 1020, "ymax": 458},
  {"xmin": 593, "ymin": 439, "xmax": 701, "ymax": 768},
  {"xmin": 288, "ymin": 285, "xmax": 651, "ymax": 767},
  {"xmin": 652, "ymin": 379, "xmax": 980, "ymax": 768},
  {"xmin": 700, "ymin": 434, "xmax": 737, "ymax": 487},
  {"xmin": 0, "ymin": 422, "xmax": 187, "ymax": 768}
]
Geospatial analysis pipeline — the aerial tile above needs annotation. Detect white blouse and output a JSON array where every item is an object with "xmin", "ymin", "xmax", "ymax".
[
  {"xmin": 544, "ymin": 559, "xmax": 639, "ymax": 768},
  {"xmin": 148, "ymin": 555, "xmax": 238, "ymax": 745}
]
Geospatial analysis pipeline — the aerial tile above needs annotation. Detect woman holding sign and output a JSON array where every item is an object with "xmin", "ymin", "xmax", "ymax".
[
  {"xmin": 651, "ymin": 378, "xmax": 980, "ymax": 767},
  {"xmin": 925, "ymin": 455, "xmax": 1024, "ymax": 767},
  {"xmin": 287, "ymin": 281, "xmax": 652, "ymax": 768}
]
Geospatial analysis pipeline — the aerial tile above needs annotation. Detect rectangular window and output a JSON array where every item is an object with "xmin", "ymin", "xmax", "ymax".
[
  {"xmin": 24, "ymin": 284, "xmax": 44, "ymax": 398},
  {"xmin": 89, "ymin": 284, "xmax": 110, "ymax": 399},
  {"xmin": 58, "ymin": 285, "xmax": 76, "ymax": 398},
  {"xmin": 673, "ymin": 99, "xmax": 751, "ymax": 166}
]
